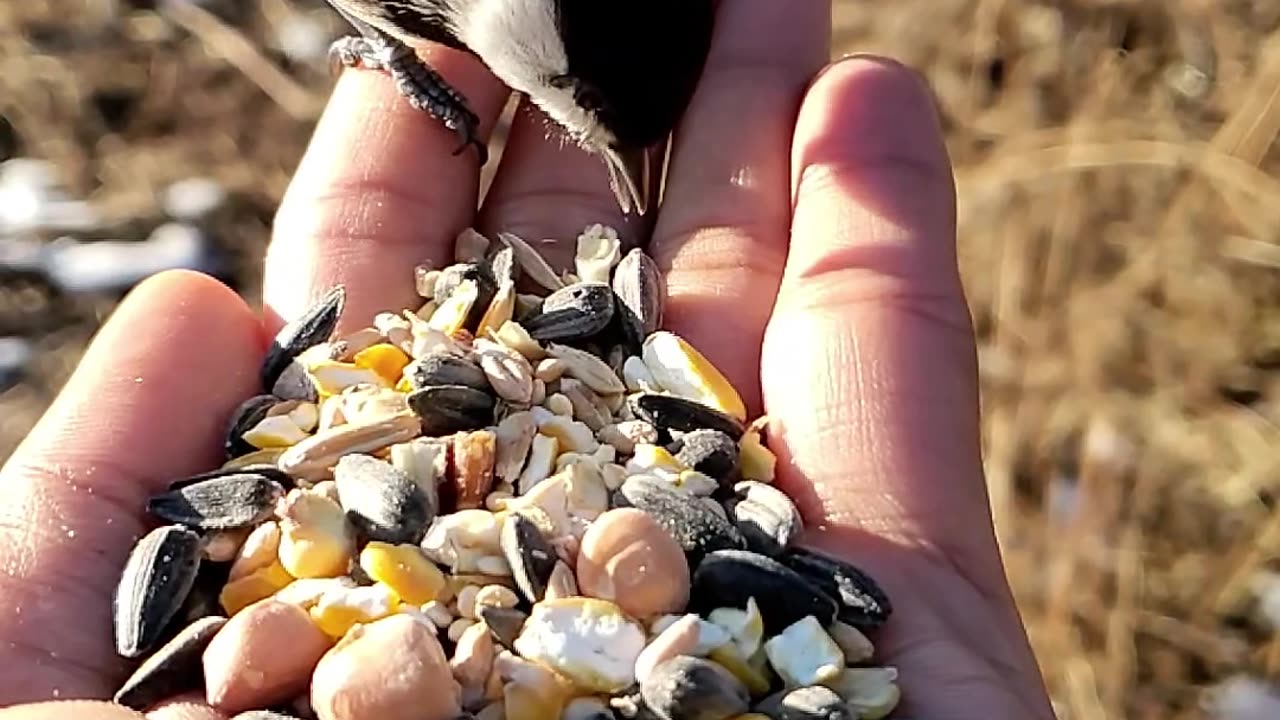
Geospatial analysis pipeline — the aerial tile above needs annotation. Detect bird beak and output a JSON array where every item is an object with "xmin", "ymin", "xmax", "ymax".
[{"xmin": 603, "ymin": 145, "xmax": 651, "ymax": 216}]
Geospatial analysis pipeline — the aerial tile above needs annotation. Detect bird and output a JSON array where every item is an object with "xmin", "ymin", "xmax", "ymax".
[{"xmin": 321, "ymin": 0, "xmax": 717, "ymax": 216}]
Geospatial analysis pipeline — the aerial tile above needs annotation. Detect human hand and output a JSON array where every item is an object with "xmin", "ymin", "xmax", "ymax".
[{"xmin": 0, "ymin": 2, "xmax": 1055, "ymax": 719}]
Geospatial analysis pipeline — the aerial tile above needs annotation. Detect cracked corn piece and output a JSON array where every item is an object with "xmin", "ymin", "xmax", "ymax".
[
  {"xmin": 512, "ymin": 597, "xmax": 647, "ymax": 693},
  {"xmin": 243, "ymin": 415, "xmax": 309, "ymax": 449},
  {"xmin": 220, "ymin": 560, "xmax": 295, "ymax": 615},
  {"xmin": 738, "ymin": 429, "xmax": 776, "ymax": 484},
  {"xmin": 307, "ymin": 359, "xmax": 390, "ymax": 396},
  {"xmin": 277, "ymin": 491, "xmax": 355, "ymax": 579},
  {"xmin": 359, "ymin": 542, "xmax": 448, "ymax": 605},
  {"xmin": 353, "ymin": 343, "xmax": 412, "ymax": 385},
  {"xmin": 762, "ymin": 616, "xmax": 844, "ymax": 688},
  {"xmin": 641, "ymin": 331, "xmax": 746, "ymax": 421},
  {"xmin": 823, "ymin": 667, "xmax": 900, "ymax": 719},
  {"xmin": 310, "ymin": 583, "xmax": 401, "ymax": 639},
  {"xmin": 707, "ymin": 643, "xmax": 772, "ymax": 697},
  {"xmin": 626, "ymin": 444, "xmax": 684, "ymax": 475},
  {"xmin": 709, "ymin": 597, "xmax": 765, "ymax": 658}
]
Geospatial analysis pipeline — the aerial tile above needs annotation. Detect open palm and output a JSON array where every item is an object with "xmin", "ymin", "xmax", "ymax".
[{"xmin": 0, "ymin": 3, "xmax": 1054, "ymax": 719}]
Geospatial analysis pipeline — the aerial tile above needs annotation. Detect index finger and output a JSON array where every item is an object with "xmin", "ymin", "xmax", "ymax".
[
  {"xmin": 650, "ymin": 0, "xmax": 832, "ymax": 416},
  {"xmin": 265, "ymin": 42, "xmax": 510, "ymax": 333}
]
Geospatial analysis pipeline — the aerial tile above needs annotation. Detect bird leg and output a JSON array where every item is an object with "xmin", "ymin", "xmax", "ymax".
[{"xmin": 328, "ymin": 30, "xmax": 488, "ymax": 165}]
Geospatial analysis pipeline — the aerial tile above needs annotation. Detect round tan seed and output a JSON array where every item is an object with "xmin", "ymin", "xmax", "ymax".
[
  {"xmin": 311, "ymin": 613, "xmax": 461, "ymax": 720},
  {"xmin": 202, "ymin": 600, "xmax": 333, "ymax": 714},
  {"xmin": 475, "ymin": 584, "xmax": 520, "ymax": 610},
  {"xmin": 449, "ymin": 617, "xmax": 477, "ymax": 642},
  {"xmin": 575, "ymin": 508, "xmax": 690, "ymax": 619},
  {"xmin": 457, "ymin": 585, "xmax": 481, "ymax": 620}
]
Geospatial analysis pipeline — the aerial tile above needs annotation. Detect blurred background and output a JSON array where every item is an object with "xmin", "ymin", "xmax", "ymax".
[{"xmin": 2, "ymin": 0, "xmax": 1280, "ymax": 717}]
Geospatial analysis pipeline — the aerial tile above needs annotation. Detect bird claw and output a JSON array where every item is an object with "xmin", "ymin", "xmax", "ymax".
[{"xmin": 327, "ymin": 33, "xmax": 488, "ymax": 166}]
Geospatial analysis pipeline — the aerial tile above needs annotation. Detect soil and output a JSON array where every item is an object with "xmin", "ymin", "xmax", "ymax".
[{"xmin": 5, "ymin": 1, "xmax": 1280, "ymax": 718}]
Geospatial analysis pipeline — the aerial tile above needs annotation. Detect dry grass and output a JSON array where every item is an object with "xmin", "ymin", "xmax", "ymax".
[{"xmin": 4, "ymin": 0, "xmax": 1280, "ymax": 717}]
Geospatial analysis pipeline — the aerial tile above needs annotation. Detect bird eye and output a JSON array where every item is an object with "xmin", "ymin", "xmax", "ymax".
[
  {"xmin": 575, "ymin": 84, "xmax": 605, "ymax": 112},
  {"xmin": 548, "ymin": 74, "xmax": 575, "ymax": 90}
]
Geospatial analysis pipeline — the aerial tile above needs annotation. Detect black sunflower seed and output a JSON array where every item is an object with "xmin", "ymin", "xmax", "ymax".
[
  {"xmin": 523, "ymin": 282, "xmax": 615, "ymax": 343},
  {"xmin": 334, "ymin": 454, "xmax": 434, "ymax": 545},
  {"xmin": 500, "ymin": 512, "xmax": 558, "ymax": 604},
  {"xmin": 113, "ymin": 524, "xmax": 204, "ymax": 659},
  {"xmin": 688, "ymin": 549, "xmax": 838, "ymax": 635},
  {"xmin": 406, "ymin": 353, "xmax": 491, "ymax": 393},
  {"xmin": 726, "ymin": 481, "xmax": 804, "ymax": 557},
  {"xmin": 640, "ymin": 655, "xmax": 750, "ymax": 720},
  {"xmin": 434, "ymin": 262, "xmax": 496, "ymax": 330},
  {"xmin": 147, "ymin": 472, "xmax": 285, "ymax": 530},
  {"xmin": 668, "ymin": 429, "xmax": 740, "ymax": 484},
  {"xmin": 616, "ymin": 475, "xmax": 746, "ymax": 568},
  {"xmin": 223, "ymin": 394, "xmax": 278, "ymax": 458},
  {"xmin": 629, "ymin": 393, "xmax": 745, "ymax": 441},
  {"xmin": 259, "ymin": 285, "xmax": 345, "ymax": 393},
  {"xmin": 776, "ymin": 547, "xmax": 892, "ymax": 628},
  {"xmin": 113, "ymin": 615, "xmax": 226, "ymax": 710},
  {"xmin": 407, "ymin": 384, "xmax": 496, "ymax": 436},
  {"xmin": 475, "ymin": 604, "xmax": 527, "ymax": 650}
]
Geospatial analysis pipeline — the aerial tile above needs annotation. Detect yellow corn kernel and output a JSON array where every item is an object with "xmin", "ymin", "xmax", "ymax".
[
  {"xmin": 738, "ymin": 430, "xmax": 776, "ymax": 484},
  {"xmin": 277, "ymin": 491, "xmax": 355, "ymax": 579},
  {"xmin": 219, "ymin": 560, "xmax": 294, "ymax": 615},
  {"xmin": 242, "ymin": 415, "xmax": 309, "ymax": 449},
  {"xmin": 359, "ymin": 542, "xmax": 448, "ymax": 605},
  {"xmin": 395, "ymin": 376, "xmax": 414, "ymax": 393},
  {"xmin": 504, "ymin": 681, "xmax": 564, "ymax": 720},
  {"xmin": 353, "ymin": 343, "xmax": 412, "ymax": 384},
  {"xmin": 309, "ymin": 583, "xmax": 400, "ymax": 639},
  {"xmin": 641, "ymin": 331, "xmax": 746, "ymax": 421},
  {"xmin": 709, "ymin": 644, "xmax": 771, "ymax": 697}
]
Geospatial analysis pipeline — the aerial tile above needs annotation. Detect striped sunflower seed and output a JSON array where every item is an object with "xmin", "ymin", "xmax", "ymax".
[
  {"xmin": 407, "ymin": 352, "xmax": 491, "ymax": 393},
  {"xmin": 522, "ymin": 282, "xmax": 615, "ymax": 343},
  {"xmin": 500, "ymin": 512, "xmax": 558, "ymax": 603},
  {"xmin": 776, "ymin": 547, "xmax": 892, "ymax": 628},
  {"xmin": 640, "ymin": 655, "xmax": 749, "ymax": 720},
  {"xmin": 113, "ymin": 524, "xmax": 204, "ymax": 658},
  {"xmin": 113, "ymin": 615, "xmax": 227, "ymax": 710},
  {"xmin": 612, "ymin": 248, "xmax": 665, "ymax": 348},
  {"xmin": 726, "ymin": 480, "xmax": 803, "ymax": 557},
  {"xmin": 148, "ymin": 472, "xmax": 285, "ymax": 531},
  {"xmin": 628, "ymin": 393, "xmax": 746, "ymax": 441},
  {"xmin": 407, "ymin": 385, "xmax": 496, "ymax": 436},
  {"xmin": 260, "ymin": 286, "xmax": 345, "ymax": 393},
  {"xmin": 688, "ymin": 549, "xmax": 838, "ymax": 635},
  {"xmin": 335, "ymin": 453, "xmax": 435, "ymax": 545}
]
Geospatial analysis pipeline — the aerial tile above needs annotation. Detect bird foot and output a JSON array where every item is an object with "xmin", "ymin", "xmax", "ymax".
[{"xmin": 328, "ymin": 35, "xmax": 488, "ymax": 165}]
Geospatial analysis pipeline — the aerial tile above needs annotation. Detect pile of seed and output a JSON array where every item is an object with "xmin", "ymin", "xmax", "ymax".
[{"xmin": 109, "ymin": 224, "xmax": 902, "ymax": 720}]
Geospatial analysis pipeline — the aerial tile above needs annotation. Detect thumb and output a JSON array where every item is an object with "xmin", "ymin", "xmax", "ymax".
[
  {"xmin": 764, "ymin": 55, "xmax": 982, "ymax": 559},
  {"xmin": 760, "ymin": 56, "xmax": 1054, "ymax": 718}
]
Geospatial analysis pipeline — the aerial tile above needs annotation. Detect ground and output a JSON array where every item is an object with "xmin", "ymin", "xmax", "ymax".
[{"xmin": 3, "ymin": 1, "xmax": 1280, "ymax": 718}]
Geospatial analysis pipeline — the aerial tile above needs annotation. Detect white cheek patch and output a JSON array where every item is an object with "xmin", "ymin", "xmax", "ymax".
[{"xmin": 456, "ymin": 0, "xmax": 609, "ymax": 149}]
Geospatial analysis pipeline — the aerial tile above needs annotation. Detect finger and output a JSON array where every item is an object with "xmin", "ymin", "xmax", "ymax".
[
  {"xmin": 267, "ymin": 44, "xmax": 510, "ymax": 333},
  {"xmin": 762, "ymin": 57, "xmax": 1052, "ymax": 715},
  {"xmin": 0, "ymin": 701, "xmax": 143, "ymax": 720},
  {"xmin": 476, "ymin": 100, "xmax": 637, "ymax": 271},
  {"xmin": 0, "ymin": 271, "xmax": 263, "ymax": 704},
  {"xmin": 650, "ymin": 0, "xmax": 831, "ymax": 416}
]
